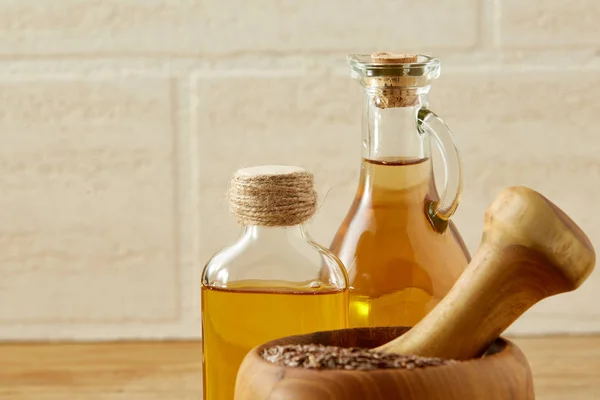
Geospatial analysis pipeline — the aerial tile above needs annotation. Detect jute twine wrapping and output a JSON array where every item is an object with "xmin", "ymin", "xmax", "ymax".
[
  {"xmin": 227, "ymin": 165, "xmax": 318, "ymax": 227},
  {"xmin": 370, "ymin": 52, "xmax": 421, "ymax": 109}
]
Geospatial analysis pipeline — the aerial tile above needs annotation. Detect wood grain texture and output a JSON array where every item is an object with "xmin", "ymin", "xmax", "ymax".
[
  {"xmin": 514, "ymin": 335, "xmax": 600, "ymax": 400},
  {"xmin": 0, "ymin": 338, "xmax": 598, "ymax": 399},
  {"xmin": 0, "ymin": 341, "xmax": 202, "ymax": 400},
  {"xmin": 235, "ymin": 327, "xmax": 534, "ymax": 400},
  {"xmin": 377, "ymin": 186, "xmax": 595, "ymax": 359}
]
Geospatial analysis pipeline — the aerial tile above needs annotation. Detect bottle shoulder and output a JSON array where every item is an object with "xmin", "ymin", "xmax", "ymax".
[{"xmin": 202, "ymin": 226, "xmax": 348, "ymax": 291}]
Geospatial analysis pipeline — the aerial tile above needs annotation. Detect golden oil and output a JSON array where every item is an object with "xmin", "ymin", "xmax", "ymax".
[
  {"xmin": 202, "ymin": 165, "xmax": 349, "ymax": 399},
  {"xmin": 201, "ymin": 281, "xmax": 348, "ymax": 400},
  {"xmin": 330, "ymin": 158, "xmax": 469, "ymax": 328}
]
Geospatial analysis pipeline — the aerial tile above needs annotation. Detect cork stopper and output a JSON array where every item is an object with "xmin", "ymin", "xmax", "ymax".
[
  {"xmin": 369, "ymin": 52, "xmax": 421, "ymax": 109},
  {"xmin": 227, "ymin": 165, "xmax": 318, "ymax": 227},
  {"xmin": 371, "ymin": 52, "xmax": 418, "ymax": 64}
]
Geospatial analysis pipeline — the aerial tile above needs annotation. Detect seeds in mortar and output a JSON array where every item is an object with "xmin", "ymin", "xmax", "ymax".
[{"xmin": 261, "ymin": 344, "xmax": 455, "ymax": 370}]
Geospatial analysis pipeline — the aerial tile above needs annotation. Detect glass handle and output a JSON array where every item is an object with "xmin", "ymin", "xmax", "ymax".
[{"xmin": 417, "ymin": 107, "xmax": 463, "ymax": 232}]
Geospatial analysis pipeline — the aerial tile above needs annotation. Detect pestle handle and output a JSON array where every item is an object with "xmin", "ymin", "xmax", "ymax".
[{"xmin": 375, "ymin": 186, "xmax": 596, "ymax": 360}]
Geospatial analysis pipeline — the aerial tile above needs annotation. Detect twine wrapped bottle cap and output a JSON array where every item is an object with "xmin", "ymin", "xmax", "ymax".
[{"xmin": 227, "ymin": 165, "xmax": 318, "ymax": 227}]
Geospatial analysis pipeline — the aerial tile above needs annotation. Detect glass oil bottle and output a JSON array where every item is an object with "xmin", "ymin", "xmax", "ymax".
[
  {"xmin": 330, "ymin": 53, "xmax": 470, "ymax": 329},
  {"xmin": 201, "ymin": 165, "xmax": 349, "ymax": 400}
]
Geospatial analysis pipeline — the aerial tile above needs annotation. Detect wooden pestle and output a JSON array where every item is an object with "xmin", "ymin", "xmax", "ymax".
[{"xmin": 375, "ymin": 185, "xmax": 596, "ymax": 360}]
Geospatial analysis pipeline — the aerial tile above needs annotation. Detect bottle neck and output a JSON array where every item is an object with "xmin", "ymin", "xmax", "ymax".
[
  {"xmin": 362, "ymin": 88, "xmax": 430, "ymax": 162},
  {"xmin": 239, "ymin": 224, "xmax": 310, "ymax": 245},
  {"xmin": 358, "ymin": 88, "xmax": 434, "ymax": 197}
]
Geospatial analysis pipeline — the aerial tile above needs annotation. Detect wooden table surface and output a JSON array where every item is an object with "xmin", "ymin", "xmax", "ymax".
[{"xmin": 1, "ymin": 336, "xmax": 599, "ymax": 399}]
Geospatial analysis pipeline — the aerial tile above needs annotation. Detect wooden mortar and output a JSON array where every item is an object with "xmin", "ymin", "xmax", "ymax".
[{"xmin": 234, "ymin": 186, "xmax": 596, "ymax": 400}]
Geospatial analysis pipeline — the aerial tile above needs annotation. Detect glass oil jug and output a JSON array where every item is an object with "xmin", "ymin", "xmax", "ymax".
[
  {"xmin": 330, "ymin": 53, "xmax": 470, "ymax": 328},
  {"xmin": 202, "ymin": 165, "xmax": 348, "ymax": 400}
]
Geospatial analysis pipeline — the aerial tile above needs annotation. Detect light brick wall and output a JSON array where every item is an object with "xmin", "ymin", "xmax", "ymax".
[{"xmin": 0, "ymin": 0, "xmax": 598, "ymax": 340}]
